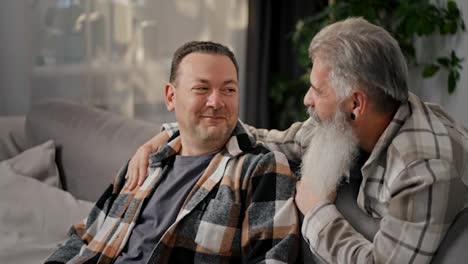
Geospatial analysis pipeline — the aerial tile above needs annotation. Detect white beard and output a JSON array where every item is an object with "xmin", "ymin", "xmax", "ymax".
[{"xmin": 300, "ymin": 110, "xmax": 359, "ymax": 199}]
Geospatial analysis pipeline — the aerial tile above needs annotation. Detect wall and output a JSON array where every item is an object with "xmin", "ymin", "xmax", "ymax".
[
  {"xmin": 0, "ymin": 1, "xmax": 34, "ymax": 115},
  {"xmin": 409, "ymin": 0, "xmax": 468, "ymax": 126}
]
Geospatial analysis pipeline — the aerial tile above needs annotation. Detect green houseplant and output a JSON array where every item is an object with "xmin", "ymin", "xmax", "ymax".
[{"xmin": 270, "ymin": 0, "xmax": 465, "ymax": 129}]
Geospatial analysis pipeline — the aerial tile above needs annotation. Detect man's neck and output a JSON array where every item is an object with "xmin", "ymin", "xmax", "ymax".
[
  {"xmin": 357, "ymin": 111, "xmax": 396, "ymax": 154},
  {"xmin": 179, "ymin": 138, "xmax": 225, "ymax": 156}
]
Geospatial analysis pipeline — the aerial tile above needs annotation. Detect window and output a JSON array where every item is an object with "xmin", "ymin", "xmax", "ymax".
[{"xmin": 31, "ymin": 0, "xmax": 247, "ymax": 124}]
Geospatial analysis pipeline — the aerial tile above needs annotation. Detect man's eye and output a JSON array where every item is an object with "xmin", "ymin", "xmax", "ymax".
[
  {"xmin": 223, "ymin": 88, "xmax": 237, "ymax": 94},
  {"xmin": 193, "ymin": 87, "xmax": 208, "ymax": 93},
  {"xmin": 309, "ymin": 85, "xmax": 320, "ymax": 95}
]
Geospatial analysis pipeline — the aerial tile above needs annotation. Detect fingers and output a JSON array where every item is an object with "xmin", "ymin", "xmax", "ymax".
[
  {"xmin": 125, "ymin": 157, "xmax": 135, "ymax": 189},
  {"xmin": 126, "ymin": 158, "xmax": 138, "ymax": 191},
  {"xmin": 139, "ymin": 145, "xmax": 152, "ymax": 186},
  {"xmin": 125, "ymin": 145, "xmax": 152, "ymax": 191},
  {"xmin": 125, "ymin": 152, "xmax": 140, "ymax": 191},
  {"xmin": 124, "ymin": 132, "xmax": 168, "ymax": 191},
  {"xmin": 126, "ymin": 170, "xmax": 138, "ymax": 191},
  {"xmin": 138, "ymin": 148, "xmax": 150, "ymax": 186},
  {"xmin": 129, "ymin": 155, "xmax": 141, "ymax": 190}
]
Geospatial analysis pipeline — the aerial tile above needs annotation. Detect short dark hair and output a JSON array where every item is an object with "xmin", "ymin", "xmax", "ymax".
[{"xmin": 169, "ymin": 41, "xmax": 239, "ymax": 83}]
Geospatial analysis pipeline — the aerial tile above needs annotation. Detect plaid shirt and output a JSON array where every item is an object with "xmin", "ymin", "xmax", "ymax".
[
  {"xmin": 247, "ymin": 93, "xmax": 468, "ymax": 263},
  {"xmin": 46, "ymin": 121, "xmax": 299, "ymax": 264}
]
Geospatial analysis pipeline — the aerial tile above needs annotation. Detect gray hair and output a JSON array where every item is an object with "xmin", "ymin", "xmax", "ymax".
[{"xmin": 309, "ymin": 17, "xmax": 409, "ymax": 112}]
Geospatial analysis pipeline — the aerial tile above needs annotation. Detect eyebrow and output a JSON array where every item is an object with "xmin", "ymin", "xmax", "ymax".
[
  {"xmin": 310, "ymin": 82, "xmax": 319, "ymax": 92},
  {"xmin": 195, "ymin": 79, "xmax": 238, "ymax": 85}
]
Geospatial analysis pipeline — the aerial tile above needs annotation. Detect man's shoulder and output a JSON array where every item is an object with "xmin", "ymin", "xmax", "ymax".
[
  {"xmin": 388, "ymin": 97, "xmax": 468, "ymax": 170},
  {"xmin": 242, "ymin": 145, "xmax": 290, "ymax": 164},
  {"xmin": 232, "ymin": 149, "xmax": 296, "ymax": 200},
  {"xmin": 235, "ymin": 148, "xmax": 294, "ymax": 179}
]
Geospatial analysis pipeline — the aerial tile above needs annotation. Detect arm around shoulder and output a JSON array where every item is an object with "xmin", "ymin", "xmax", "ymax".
[{"xmin": 245, "ymin": 119, "xmax": 316, "ymax": 164}]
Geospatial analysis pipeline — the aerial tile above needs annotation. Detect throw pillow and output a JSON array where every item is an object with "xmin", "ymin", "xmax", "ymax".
[
  {"xmin": 0, "ymin": 116, "xmax": 27, "ymax": 161},
  {"xmin": 0, "ymin": 151, "xmax": 93, "ymax": 263},
  {"xmin": 2, "ymin": 140, "xmax": 59, "ymax": 187}
]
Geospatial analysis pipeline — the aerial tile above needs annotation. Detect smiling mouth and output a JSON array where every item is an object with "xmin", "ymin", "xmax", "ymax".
[
  {"xmin": 200, "ymin": 116, "xmax": 227, "ymax": 124},
  {"xmin": 201, "ymin": 116, "xmax": 225, "ymax": 119}
]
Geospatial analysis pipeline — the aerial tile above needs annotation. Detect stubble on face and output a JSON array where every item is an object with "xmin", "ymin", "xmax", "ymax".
[
  {"xmin": 193, "ymin": 108, "xmax": 234, "ymax": 142},
  {"xmin": 170, "ymin": 53, "xmax": 239, "ymax": 155}
]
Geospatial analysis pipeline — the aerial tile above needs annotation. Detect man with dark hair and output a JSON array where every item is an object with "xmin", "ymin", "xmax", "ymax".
[
  {"xmin": 127, "ymin": 18, "xmax": 468, "ymax": 263},
  {"xmin": 169, "ymin": 41, "xmax": 240, "ymax": 83},
  {"xmin": 46, "ymin": 41, "xmax": 299, "ymax": 264}
]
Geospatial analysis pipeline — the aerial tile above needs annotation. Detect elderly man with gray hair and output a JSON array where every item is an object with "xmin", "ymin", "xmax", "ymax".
[{"xmin": 126, "ymin": 18, "xmax": 468, "ymax": 263}]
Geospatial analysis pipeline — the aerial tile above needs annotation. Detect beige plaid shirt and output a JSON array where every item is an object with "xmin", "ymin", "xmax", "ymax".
[{"xmin": 248, "ymin": 93, "xmax": 468, "ymax": 263}]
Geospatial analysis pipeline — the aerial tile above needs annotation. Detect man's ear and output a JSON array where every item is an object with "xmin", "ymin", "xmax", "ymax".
[
  {"xmin": 350, "ymin": 89, "xmax": 368, "ymax": 119},
  {"xmin": 164, "ymin": 83, "xmax": 175, "ymax": 112}
]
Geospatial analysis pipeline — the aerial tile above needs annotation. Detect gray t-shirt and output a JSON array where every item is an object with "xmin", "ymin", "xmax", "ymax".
[{"xmin": 115, "ymin": 152, "xmax": 215, "ymax": 264}]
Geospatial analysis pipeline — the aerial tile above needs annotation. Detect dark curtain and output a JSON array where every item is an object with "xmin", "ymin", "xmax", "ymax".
[{"xmin": 243, "ymin": 0, "xmax": 326, "ymax": 129}]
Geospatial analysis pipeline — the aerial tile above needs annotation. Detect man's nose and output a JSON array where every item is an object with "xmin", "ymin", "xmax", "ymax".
[
  {"xmin": 207, "ymin": 91, "xmax": 224, "ymax": 109},
  {"xmin": 303, "ymin": 88, "xmax": 315, "ymax": 107}
]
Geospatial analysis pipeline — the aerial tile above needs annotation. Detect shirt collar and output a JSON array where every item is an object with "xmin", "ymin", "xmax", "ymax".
[
  {"xmin": 363, "ymin": 94, "xmax": 412, "ymax": 168},
  {"xmin": 149, "ymin": 120, "xmax": 256, "ymax": 167}
]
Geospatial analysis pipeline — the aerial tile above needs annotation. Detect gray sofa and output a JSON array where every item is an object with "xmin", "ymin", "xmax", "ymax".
[
  {"xmin": 2, "ymin": 100, "xmax": 467, "ymax": 263},
  {"xmin": 25, "ymin": 100, "xmax": 161, "ymax": 202}
]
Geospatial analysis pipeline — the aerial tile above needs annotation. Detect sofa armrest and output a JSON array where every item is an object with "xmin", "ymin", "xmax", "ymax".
[{"xmin": 25, "ymin": 100, "xmax": 161, "ymax": 201}]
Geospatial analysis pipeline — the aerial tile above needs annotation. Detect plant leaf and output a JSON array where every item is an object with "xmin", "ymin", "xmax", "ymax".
[
  {"xmin": 450, "ymin": 50, "xmax": 461, "ymax": 65},
  {"xmin": 437, "ymin": 57, "xmax": 450, "ymax": 67},
  {"xmin": 447, "ymin": 1, "xmax": 459, "ymax": 16},
  {"xmin": 448, "ymin": 70, "xmax": 456, "ymax": 93},
  {"xmin": 422, "ymin": 64, "xmax": 440, "ymax": 77}
]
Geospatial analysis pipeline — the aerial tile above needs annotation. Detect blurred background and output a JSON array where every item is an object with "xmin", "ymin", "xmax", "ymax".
[{"xmin": 0, "ymin": 0, "xmax": 467, "ymax": 129}]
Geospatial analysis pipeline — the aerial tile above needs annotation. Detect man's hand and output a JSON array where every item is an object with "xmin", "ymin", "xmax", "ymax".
[
  {"xmin": 125, "ymin": 131, "xmax": 170, "ymax": 190},
  {"xmin": 125, "ymin": 145, "xmax": 153, "ymax": 190},
  {"xmin": 295, "ymin": 180, "xmax": 337, "ymax": 215}
]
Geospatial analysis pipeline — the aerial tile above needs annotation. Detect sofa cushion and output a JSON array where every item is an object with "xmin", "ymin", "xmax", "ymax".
[
  {"xmin": 1, "ymin": 140, "xmax": 59, "ymax": 187},
  {"xmin": 25, "ymin": 100, "xmax": 161, "ymax": 201},
  {"xmin": 0, "ymin": 116, "xmax": 28, "ymax": 161},
  {"xmin": 0, "ymin": 152, "xmax": 93, "ymax": 264}
]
